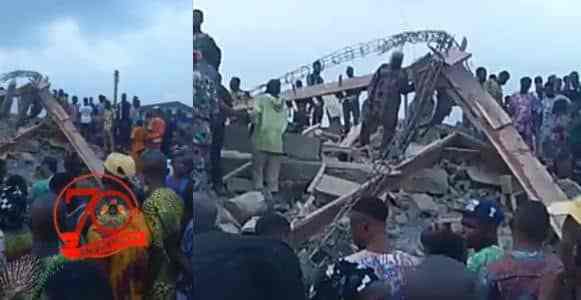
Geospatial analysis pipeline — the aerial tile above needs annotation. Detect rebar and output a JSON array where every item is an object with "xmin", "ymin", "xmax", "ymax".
[{"xmin": 251, "ymin": 30, "xmax": 458, "ymax": 93}]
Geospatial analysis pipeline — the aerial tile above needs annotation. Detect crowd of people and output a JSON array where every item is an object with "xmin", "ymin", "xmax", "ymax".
[
  {"xmin": 476, "ymin": 67, "xmax": 581, "ymax": 180},
  {"xmin": 0, "ymin": 148, "xmax": 193, "ymax": 299},
  {"xmin": 50, "ymin": 89, "xmax": 190, "ymax": 161},
  {"xmin": 195, "ymin": 189, "xmax": 581, "ymax": 299}
]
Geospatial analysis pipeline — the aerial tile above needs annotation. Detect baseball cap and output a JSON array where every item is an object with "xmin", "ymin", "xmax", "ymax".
[
  {"xmin": 104, "ymin": 153, "xmax": 136, "ymax": 179},
  {"xmin": 455, "ymin": 198, "xmax": 504, "ymax": 226}
]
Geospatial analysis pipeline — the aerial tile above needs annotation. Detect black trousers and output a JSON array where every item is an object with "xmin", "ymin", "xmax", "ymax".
[
  {"xmin": 210, "ymin": 120, "xmax": 225, "ymax": 186},
  {"xmin": 312, "ymin": 97, "xmax": 324, "ymax": 125},
  {"xmin": 342, "ymin": 97, "xmax": 360, "ymax": 133}
]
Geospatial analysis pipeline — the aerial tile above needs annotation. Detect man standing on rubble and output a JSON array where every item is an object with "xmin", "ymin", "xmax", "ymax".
[
  {"xmin": 79, "ymin": 98, "xmax": 94, "ymax": 141},
  {"xmin": 307, "ymin": 60, "xmax": 325, "ymax": 125},
  {"xmin": 118, "ymin": 94, "xmax": 132, "ymax": 151},
  {"xmin": 342, "ymin": 66, "xmax": 362, "ymax": 133},
  {"xmin": 193, "ymin": 9, "xmax": 222, "ymax": 72},
  {"xmin": 250, "ymin": 79, "xmax": 288, "ymax": 202},
  {"xmin": 230, "ymin": 77, "xmax": 252, "ymax": 110},
  {"xmin": 365, "ymin": 51, "xmax": 414, "ymax": 149},
  {"xmin": 497, "ymin": 71, "xmax": 511, "ymax": 104},
  {"xmin": 70, "ymin": 96, "xmax": 80, "ymax": 127},
  {"xmin": 194, "ymin": 8, "xmax": 221, "ymax": 213},
  {"xmin": 485, "ymin": 73, "xmax": 503, "ymax": 106}
]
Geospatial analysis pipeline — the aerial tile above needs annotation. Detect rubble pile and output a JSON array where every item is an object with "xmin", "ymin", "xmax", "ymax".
[
  {"xmin": 0, "ymin": 119, "xmax": 63, "ymax": 180},
  {"xmin": 0, "ymin": 117, "xmax": 105, "ymax": 182}
]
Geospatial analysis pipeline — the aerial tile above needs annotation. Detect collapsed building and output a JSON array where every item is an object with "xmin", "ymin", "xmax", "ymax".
[
  {"xmin": 0, "ymin": 71, "xmax": 105, "ymax": 182},
  {"xmin": 1, "ymin": 31, "xmax": 580, "ymax": 288},
  {"xmin": 216, "ymin": 31, "xmax": 581, "ymax": 283}
]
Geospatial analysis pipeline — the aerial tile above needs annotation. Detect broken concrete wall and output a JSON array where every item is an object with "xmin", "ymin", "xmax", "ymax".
[{"xmin": 224, "ymin": 124, "xmax": 322, "ymax": 161}]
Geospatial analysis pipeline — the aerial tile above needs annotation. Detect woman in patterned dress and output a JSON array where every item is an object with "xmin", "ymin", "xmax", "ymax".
[
  {"xmin": 140, "ymin": 149, "xmax": 187, "ymax": 300},
  {"xmin": 87, "ymin": 153, "xmax": 150, "ymax": 300}
]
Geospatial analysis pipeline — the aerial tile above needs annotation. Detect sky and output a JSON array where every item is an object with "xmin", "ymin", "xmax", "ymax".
[
  {"xmin": 0, "ymin": 0, "xmax": 190, "ymax": 105},
  {"xmin": 195, "ymin": 0, "xmax": 581, "ymax": 123}
]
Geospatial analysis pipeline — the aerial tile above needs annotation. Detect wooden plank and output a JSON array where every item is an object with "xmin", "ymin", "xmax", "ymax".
[
  {"xmin": 39, "ymin": 89, "xmax": 104, "ymax": 175},
  {"xmin": 290, "ymin": 175, "xmax": 382, "ymax": 243},
  {"xmin": 315, "ymin": 175, "xmax": 360, "ymax": 197},
  {"xmin": 307, "ymin": 163, "xmax": 327, "ymax": 194},
  {"xmin": 302, "ymin": 124, "xmax": 320, "ymax": 136},
  {"xmin": 223, "ymin": 162, "xmax": 252, "ymax": 182},
  {"xmin": 282, "ymin": 74, "xmax": 373, "ymax": 101},
  {"xmin": 441, "ymin": 47, "xmax": 472, "ymax": 66},
  {"xmin": 444, "ymin": 64, "xmax": 512, "ymax": 130},
  {"xmin": 0, "ymin": 121, "xmax": 46, "ymax": 153},
  {"xmin": 442, "ymin": 63, "xmax": 568, "ymax": 237}
]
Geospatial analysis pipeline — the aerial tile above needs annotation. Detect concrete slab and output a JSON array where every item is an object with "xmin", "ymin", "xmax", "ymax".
[
  {"xmin": 401, "ymin": 167, "xmax": 449, "ymax": 195},
  {"xmin": 224, "ymin": 126, "xmax": 322, "ymax": 161},
  {"xmin": 223, "ymin": 191, "xmax": 267, "ymax": 224},
  {"xmin": 226, "ymin": 177, "xmax": 254, "ymax": 193},
  {"xmin": 466, "ymin": 164, "xmax": 502, "ymax": 186},
  {"xmin": 315, "ymin": 175, "xmax": 360, "ymax": 197},
  {"xmin": 224, "ymin": 124, "xmax": 253, "ymax": 153},
  {"xmin": 284, "ymin": 133, "xmax": 321, "ymax": 161},
  {"xmin": 410, "ymin": 193, "xmax": 439, "ymax": 215}
]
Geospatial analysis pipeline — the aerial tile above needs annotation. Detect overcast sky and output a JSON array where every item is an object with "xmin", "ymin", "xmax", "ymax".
[
  {"xmin": 196, "ymin": 0, "xmax": 581, "ymax": 95},
  {"xmin": 0, "ymin": 0, "xmax": 189, "ymax": 105}
]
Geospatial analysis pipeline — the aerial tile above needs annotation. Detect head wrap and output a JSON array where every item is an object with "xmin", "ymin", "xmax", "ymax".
[{"xmin": 104, "ymin": 153, "xmax": 136, "ymax": 179}]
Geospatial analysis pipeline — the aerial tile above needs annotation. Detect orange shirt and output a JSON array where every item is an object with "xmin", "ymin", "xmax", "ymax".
[
  {"xmin": 131, "ymin": 126, "xmax": 147, "ymax": 153},
  {"xmin": 146, "ymin": 117, "xmax": 166, "ymax": 146}
]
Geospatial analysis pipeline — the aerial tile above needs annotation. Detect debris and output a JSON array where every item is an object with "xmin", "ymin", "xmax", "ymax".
[
  {"xmin": 340, "ymin": 124, "xmax": 362, "ymax": 148},
  {"xmin": 284, "ymin": 133, "xmax": 322, "ymax": 161},
  {"xmin": 410, "ymin": 193, "xmax": 439, "ymax": 216},
  {"xmin": 226, "ymin": 177, "xmax": 254, "ymax": 193},
  {"xmin": 315, "ymin": 175, "xmax": 360, "ymax": 198},
  {"xmin": 19, "ymin": 152, "xmax": 35, "ymax": 163},
  {"xmin": 466, "ymin": 164, "xmax": 502, "ymax": 186},
  {"xmin": 401, "ymin": 168, "xmax": 449, "ymax": 195},
  {"xmin": 241, "ymin": 216, "xmax": 260, "ymax": 234},
  {"xmin": 394, "ymin": 213, "xmax": 409, "ymax": 225},
  {"xmin": 218, "ymin": 223, "xmax": 241, "ymax": 234},
  {"xmin": 302, "ymin": 124, "xmax": 321, "ymax": 136},
  {"xmin": 223, "ymin": 191, "xmax": 267, "ymax": 225},
  {"xmin": 223, "ymin": 161, "xmax": 252, "ymax": 182},
  {"xmin": 216, "ymin": 205, "xmax": 242, "ymax": 231}
]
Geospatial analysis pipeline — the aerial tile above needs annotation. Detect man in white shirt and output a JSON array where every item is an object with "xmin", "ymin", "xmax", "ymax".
[{"xmin": 79, "ymin": 98, "xmax": 94, "ymax": 141}]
